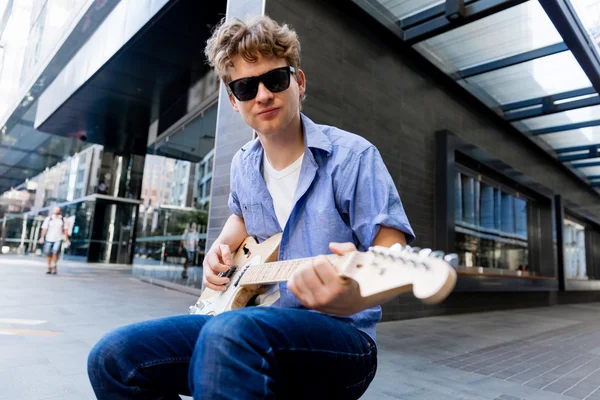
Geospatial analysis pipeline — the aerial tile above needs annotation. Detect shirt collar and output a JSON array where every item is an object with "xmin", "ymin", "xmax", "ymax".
[{"xmin": 241, "ymin": 113, "xmax": 332, "ymax": 159}]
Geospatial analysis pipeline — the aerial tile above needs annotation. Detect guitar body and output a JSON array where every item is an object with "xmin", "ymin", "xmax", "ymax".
[
  {"xmin": 190, "ymin": 233, "xmax": 458, "ymax": 316},
  {"xmin": 191, "ymin": 233, "xmax": 282, "ymax": 316}
]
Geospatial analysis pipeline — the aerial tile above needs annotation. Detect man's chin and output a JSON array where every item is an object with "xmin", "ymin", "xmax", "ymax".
[{"xmin": 253, "ymin": 121, "xmax": 282, "ymax": 136}]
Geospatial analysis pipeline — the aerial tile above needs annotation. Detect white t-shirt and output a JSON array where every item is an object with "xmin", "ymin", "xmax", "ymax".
[
  {"xmin": 182, "ymin": 230, "xmax": 199, "ymax": 251},
  {"xmin": 42, "ymin": 215, "xmax": 65, "ymax": 242},
  {"xmin": 262, "ymin": 152, "xmax": 304, "ymax": 230},
  {"xmin": 257, "ymin": 152, "xmax": 303, "ymax": 306}
]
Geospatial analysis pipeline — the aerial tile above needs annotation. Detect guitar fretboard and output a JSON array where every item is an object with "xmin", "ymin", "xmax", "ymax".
[{"xmin": 239, "ymin": 255, "xmax": 340, "ymax": 286}]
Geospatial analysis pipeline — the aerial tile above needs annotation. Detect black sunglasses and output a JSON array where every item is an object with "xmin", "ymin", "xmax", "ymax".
[{"xmin": 228, "ymin": 66, "xmax": 296, "ymax": 102}]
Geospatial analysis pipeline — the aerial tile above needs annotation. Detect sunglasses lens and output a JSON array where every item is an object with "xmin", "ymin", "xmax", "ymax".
[
  {"xmin": 230, "ymin": 78, "xmax": 258, "ymax": 101},
  {"xmin": 229, "ymin": 67, "xmax": 292, "ymax": 101},
  {"xmin": 262, "ymin": 68, "xmax": 291, "ymax": 93}
]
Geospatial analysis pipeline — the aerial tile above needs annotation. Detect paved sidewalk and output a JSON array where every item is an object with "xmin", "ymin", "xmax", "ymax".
[{"xmin": 2, "ymin": 255, "xmax": 600, "ymax": 400}]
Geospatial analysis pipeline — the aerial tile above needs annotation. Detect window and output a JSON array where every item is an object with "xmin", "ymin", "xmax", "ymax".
[
  {"xmin": 204, "ymin": 178, "xmax": 212, "ymax": 198},
  {"xmin": 455, "ymin": 170, "xmax": 529, "ymax": 271},
  {"xmin": 564, "ymin": 218, "xmax": 587, "ymax": 279}
]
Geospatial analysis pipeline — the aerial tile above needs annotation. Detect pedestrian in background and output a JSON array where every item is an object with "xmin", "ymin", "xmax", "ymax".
[
  {"xmin": 179, "ymin": 222, "xmax": 199, "ymax": 279},
  {"xmin": 38, "ymin": 206, "xmax": 70, "ymax": 274}
]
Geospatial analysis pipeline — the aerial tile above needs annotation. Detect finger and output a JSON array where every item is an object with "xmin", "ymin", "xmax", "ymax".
[
  {"xmin": 312, "ymin": 255, "xmax": 340, "ymax": 285},
  {"xmin": 205, "ymin": 250, "xmax": 230, "ymax": 273},
  {"xmin": 204, "ymin": 250, "xmax": 219, "ymax": 268},
  {"xmin": 203, "ymin": 266, "xmax": 229, "ymax": 288},
  {"xmin": 289, "ymin": 265, "xmax": 317, "ymax": 308},
  {"xmin": 220, "ymin": 245, "xmax": 233, "ymax": 266},
  {"xmin": 329, "ymin": 242, "xmax": 357, "ymax": 255},
  {"xmin": 303, "ymin": 259, "xmax": 335, "ymax": 304},
  {"xmin": 203, "ymin": 277, "xmax": 228, "ymax": 292}
]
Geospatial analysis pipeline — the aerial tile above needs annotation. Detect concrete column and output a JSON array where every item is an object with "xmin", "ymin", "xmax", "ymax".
[{"xmin": 205, "ymin": 0, "xmax": 265, "ymax": 251}]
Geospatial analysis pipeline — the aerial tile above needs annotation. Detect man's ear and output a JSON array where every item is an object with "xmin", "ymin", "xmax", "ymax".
[
  {"xmin": 296, "ymin": 69, "xmax": 306, "ymax": 99},
  {"xmin": 228, "ymin": 93, "xmax": 239, "ymax": 112}
]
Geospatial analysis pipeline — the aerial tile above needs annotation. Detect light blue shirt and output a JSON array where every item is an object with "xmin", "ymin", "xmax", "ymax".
[{"xmin": 228, "ymin": 113, "xmax": 415, "ymax": 340}]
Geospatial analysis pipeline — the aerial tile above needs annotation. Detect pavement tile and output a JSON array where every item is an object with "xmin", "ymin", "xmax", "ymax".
[{"xmin": 3, "ymin": 255, "xmax": 600, "ymax": 400}]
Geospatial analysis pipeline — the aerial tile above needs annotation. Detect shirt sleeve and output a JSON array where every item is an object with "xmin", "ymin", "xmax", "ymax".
[
  {"xmin": 42, "ymin": 217, "xmax": 49, "ymax": 230},
  {"xmin": 336, "ymin": 146, "xmax": 415, "ymax": 248},
  {"xmin": 228, "ymin": 152, "xmax": 243, "ymax": 217}
]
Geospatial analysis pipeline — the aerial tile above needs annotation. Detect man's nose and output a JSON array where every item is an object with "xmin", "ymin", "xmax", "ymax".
[{"xmin": 255, "ymin": 82, "xmax": 274, "ymax": 103}]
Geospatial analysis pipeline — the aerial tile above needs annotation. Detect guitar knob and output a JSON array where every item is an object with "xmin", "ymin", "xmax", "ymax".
[
  {"xmin": 418, "ymin": 248, "xmax": 432, "ymax": 258},
  {"xmin": 443, "ymin": 254, "xmax": 459, "ymax": 269},
  {"xmin": 430, "ymin": 250, "xmax": 445, "ymax": 259}
]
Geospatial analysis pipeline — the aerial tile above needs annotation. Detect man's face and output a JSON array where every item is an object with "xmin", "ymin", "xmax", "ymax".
[
  {"xmin": 53, "ymin": 207, "xmax": 61, "ymax": 216},
  {"xmin": 227, "ymin": 54, "xmax": 305, "ymax": 137}
]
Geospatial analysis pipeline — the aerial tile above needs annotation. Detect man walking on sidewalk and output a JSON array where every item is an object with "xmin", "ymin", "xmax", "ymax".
[{"xmin": 38, "ymin": 207, "xmax": 70, "ymax": 274}]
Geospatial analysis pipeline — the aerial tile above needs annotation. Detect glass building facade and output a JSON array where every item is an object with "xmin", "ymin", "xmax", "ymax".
[
  {"xmin": 455, "ymin": 168, "xmax": 530, "ymax": 272},
  {"xmin": 564, "ymin": 218, "xmax": 587, "ymax": 279},
  {"xmin": 0, "ymin": 144, "xmax": 212, "ymax": 268}
]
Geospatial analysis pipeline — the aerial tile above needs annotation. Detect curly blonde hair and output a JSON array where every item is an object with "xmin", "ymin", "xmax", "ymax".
[{"xmin": 204, "ymin": 16, "xmax": 301, "ymax": 83}]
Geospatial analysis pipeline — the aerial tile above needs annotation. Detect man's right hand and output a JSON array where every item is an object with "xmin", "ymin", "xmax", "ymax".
[
  {"xmin": 38, "ymin": 238, "xmax": 44, "ymax": 245},
  {"xmin": 202, "ymin": 244, "xmax": 234, "ymax": 291}
]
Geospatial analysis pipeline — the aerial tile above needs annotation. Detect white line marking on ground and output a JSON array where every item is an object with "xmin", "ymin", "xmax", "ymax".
[{"xmin": 0, "ymin": 318, "xmax": 47, "ymax": 325}]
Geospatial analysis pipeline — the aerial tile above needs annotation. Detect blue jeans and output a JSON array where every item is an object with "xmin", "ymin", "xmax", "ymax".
[
  {"xmin": 43, "ymin": 240, "xmax": 62, "ymax": 255},
  {"xmin": 88, "ymin": 307, "xmax": 377, "ymax": 399}
]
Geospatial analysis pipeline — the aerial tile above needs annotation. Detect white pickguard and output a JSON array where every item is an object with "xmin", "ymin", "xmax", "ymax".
[{"xmin": 189, "ymin": 255, "xmax": 263, "ymax": 316}]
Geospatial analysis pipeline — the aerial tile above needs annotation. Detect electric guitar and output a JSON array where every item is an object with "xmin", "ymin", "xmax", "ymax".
[{"xmin": 189, "ymin": 233, "xmax": 458, "ymax": 316}]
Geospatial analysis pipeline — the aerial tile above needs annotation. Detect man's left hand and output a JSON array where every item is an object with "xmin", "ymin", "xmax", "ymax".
[{"xmin": 288, "ymin": 242, "xmax": 364, "ymax": 316}]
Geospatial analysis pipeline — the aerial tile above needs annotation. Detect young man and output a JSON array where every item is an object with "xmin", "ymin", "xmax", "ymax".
[
  {"xmin": 88, "ymin": 16, "xmax": 415, "ymax": 399},
  {"xmin": 179, "ymin": 222, "xmax": 199, "ymax": 279},
  {"xmin": 38, "ymin": 206, "xmax": 70, "ymax": 274}
]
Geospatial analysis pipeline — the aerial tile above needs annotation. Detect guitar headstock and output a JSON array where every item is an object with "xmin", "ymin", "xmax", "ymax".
[{"xmin": 339, "ymin": 245, "xmax": 458, "ymax": 304}]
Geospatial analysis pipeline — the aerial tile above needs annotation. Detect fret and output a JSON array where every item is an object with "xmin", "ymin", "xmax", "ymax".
[{"xmin": 240, "ymin": 256, "xmax": 342, "ymax": 286}]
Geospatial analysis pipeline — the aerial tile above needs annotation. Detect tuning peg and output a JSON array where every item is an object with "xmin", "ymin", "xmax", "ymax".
[
  {"xmin": 418, "ymin": 248, "xmax": 432, "ymax": 258},
  {"xmin": 443, "ymin": 253, "xmax": 459, "ymax": 269},
  {"xmin": 390, "ymin": 243, "xmax": 403, "ymax": 251},
  {"xmin": 430, "ymin": 250, "xmax": 445, "ymax": 259}
]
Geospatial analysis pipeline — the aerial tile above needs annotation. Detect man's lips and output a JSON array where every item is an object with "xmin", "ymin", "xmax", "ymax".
[{"xmin": 258, "ymin": 107, "xmax": 279, "ymax": 115}]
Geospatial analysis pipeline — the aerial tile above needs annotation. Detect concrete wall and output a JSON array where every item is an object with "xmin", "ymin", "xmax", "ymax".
[
  {"xmin": 263, "ymin": 0, "xmax": 600, "ymax": 319},
  {"xmin": 265, "ymin": 0, "xmax": 600, "ymax": 247}
]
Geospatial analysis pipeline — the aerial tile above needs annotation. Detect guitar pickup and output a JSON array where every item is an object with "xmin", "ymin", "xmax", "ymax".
[{"xmin": 218, "ymin": 266, "xmax": 238, "ymax": 280}]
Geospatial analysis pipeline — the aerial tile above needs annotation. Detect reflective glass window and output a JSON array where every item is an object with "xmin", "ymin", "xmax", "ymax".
[
  {"xmin": 577, "ymin": 165, "xmax": 600, "ymax": 176},
  {"xmin": 455, "ymin": 170, "xmax": 529, "ymax": 271},
  {"xmin": 539, "ymin": 127, "xmax": 600, "ymax": 149},
  {"xmin": 571, "ymin": 0, "xmax": 600, "ymax": 55},
  {"xmin": 463, "ymin": 52, "xmax": 591, "ymax": 105},
  {"xmin": 518, "ymin": 105, "xmax": 600, "ymax": 131},
  {"xmin": 375, "ymin": 0, "xmax": 443, "ymax": 19},
  {"xmin": 564, "ymin": 218, "xmax": 587, "ymax": 279},
  {"xmin": 414, "ymin": 1, "xmax": 562, "ymax": 74}
]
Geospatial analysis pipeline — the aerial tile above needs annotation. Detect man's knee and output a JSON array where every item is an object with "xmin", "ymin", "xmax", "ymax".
[
  {"xmin": 88, "ymin": 326, "xmax": 139, "ymax": 384},
  {"xmin": 197, "ymin": 308, "xmax": 273, "ymax": 349},
  {"xmin": 88, "ymin": 330, "xmax": 119, "ymax": 377}
]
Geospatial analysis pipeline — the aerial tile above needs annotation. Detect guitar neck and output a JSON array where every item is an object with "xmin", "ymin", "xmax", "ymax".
[{"xmin": 239, "ymin": 255, "xmax": 341, "ymax": 286}]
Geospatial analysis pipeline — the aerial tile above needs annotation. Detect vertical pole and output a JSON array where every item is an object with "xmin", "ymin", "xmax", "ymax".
[
  {"xmin": 554, "ymin": 195, "xmax": 566, "ymax": 292},
  {"xmin": 435, "ymin": 130, "xmax": 456, "ymax": 253}
]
